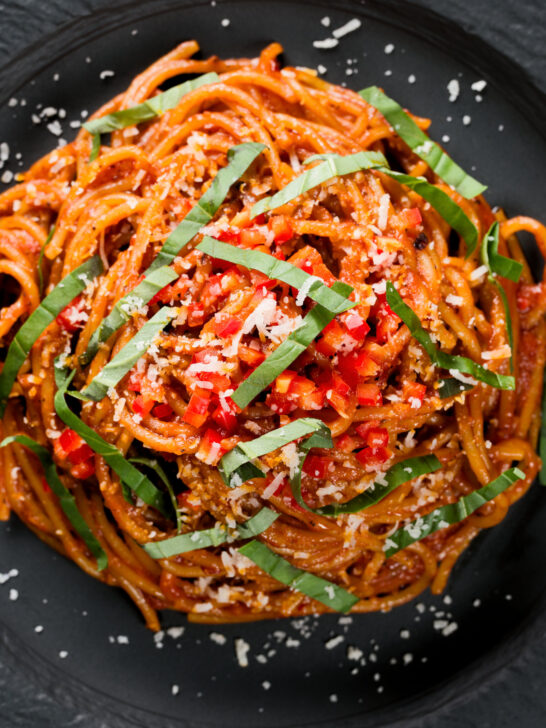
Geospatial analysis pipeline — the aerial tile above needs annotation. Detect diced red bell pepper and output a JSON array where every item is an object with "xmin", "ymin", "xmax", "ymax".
[
  {"xmin": 357, "ymin": 382, "xmax": 383, "ymax": 407},
  {"xmin": 322, "ymin": 373, "xmax": 353, "ymax": 417},
  {"xmin": 59, "ymin": 427, "xmax": 82, "ymax": 453},
  {"xmin": 216, "ymin": 228, "xmax": 240, "ymax": 244},
  {"xmin": 238, "ymin": 344, "xmax": 266, "ymax": 367},
  {"xmin": 337, "ymin": 350, "xmax": 380, "ymax": 390},
  {"xmin": 402, "ymin": 381, "xmax": 426, "ymax": 405},
  {"xmin": 70, "ymin": 460, "xmax": 96, "ymax": 479},
  {"xmin": 196, "ymin": 427, "xmax": 226, "ymax": 465},
  {"xmin": 41, "ymin": 477, "xmax": 52, "ymax": 494},
  {"xmin": 131, "ymin": 395, "xmax": 155, "ymax": 417},
  {"xmin": 362, "ymin": 426, "xmax": 389, "ymax": 449},
  {"xmin": 400, "ymin": 207, "xmax": 423, "ymax": 228},
  {"xmin": 239, "ymin": 228, "xmax": 268, "ymax": 248},
  {"xmin": 56, "ymin": 295, "xmax": 86, "ymax": 333},
  {"xmin": 67, "ymin": 442, "xmax": 95, "ymax": 465},
  {"xmin": 316, "ymin": 320, "xmax": 345, "ymax": 357},
  {"xmin": 265, "ymin": 391, "xmax": 298, "ymax": 414},
  {"xmin": 128, "ymin": 371, "xmax": 144, "ymax": 392},
  {"xmin": 274, "ymin": 370, "xmax": 298, "ymax": 394},
  {"xmin": 196, "ymin": 371, "xmax": 232, "ymax": 394},
  {"xmin": 268, "ymin": 215, "xmax": 293, "ymax": 244},
  {"xmin": 152, "ymin": 402, "xmax": 174, "ymax": 419},
  {"xmin": 341, "ymin": 311, "xmax": 370, "ymax": 341},
  {"xmin": 182, "ymin": 392, "xmax": 210, "ymax": 428},
  {"xmin": 187, "ymin": 302, "xmax": 205, "ymax": 327},
  {"xmin": 303, "ymin": 455, "xmax": 331, "ymax": 479},
  {"xmin": 355, "ymin": 421, "xmax": 380, "ymax": 441},
  {"xmin": 213, "ymin": 316, "xmax": 242, "ymax": 339},
  {"xmin": 355, "ymin": 445, "xmax": 392, "ymax": 467},
  {"xmin": 211, "ymin": 403, "xmax": 238, "ymax": 434},
  {"xmin": 375, "ymin": 314, "xmax": 399, "ymax": 344},
  {"xmin": 336, "ymin": 433, "xmax": 359, "ymax": 453}
]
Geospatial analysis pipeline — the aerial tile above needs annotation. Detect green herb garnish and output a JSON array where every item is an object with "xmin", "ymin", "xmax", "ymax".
[
  {"xmin": 0, "ymin": 255, "xmax": 103, "ymax": 417},
  {"xmin": 386, "ymin": 281, "xmax": 515, "ymax": 390},
  {"xmin": 83, "ymin": 73, "xmax": 219, "ymax": 136},
  {"xmin": 0, "ymin": 435, "xmax": 107, "ymax": 570},
  {"xmin": 317, "ymin": 454, "xmax": 442, "ymax": 516},
  {"xmin": 129, "ymin": 457, "xmax": 182, "ymax": 534},
  {"xmin": 81, "ymin": 142, "xmax": 265, "ymax": 365},
  {"xmin": 230, "ymin": 280, "xmax": 352, "ymax": 409},
  {"xmin": 238, "ymin": 540, "xmax": 359, "ymax": 613},
  {"xmin": 80, "ymin": 265, "xmax": 177, "ymax": 366},
  {"xmin": 359, "ymin": 86, "xmax": 487, "ymax": 199},
  {"xmin": 144, "ymin": 507, "xmax": 279, "ymax": 559},
  {"xmin": 80, "ymin": 306, "xmax": 176, "ymax": 401},
  {"xmin": 437, "ymin": 378, "xmax": 475, "ymax": 399},
  {"xmin": 384, "ymin": 467, "xmax": 524, "ymax": 556},
  {"xmin": 250, "ymin": 150, "xmax": 387, "ymax": 218},
  {"xmin": 197, "ymin": 237, "xmax": 355, "ymax": 314},
  {"xmin": 54, "ymin": 363, "xmax": 171, "ymax": 517},
  {"xmin": 480, "ymin": 221, "xmax": 522, "ymax": 373},
  {"xmin": 218, "ymin": 417, "xmax": 332, "ymax": 488}
]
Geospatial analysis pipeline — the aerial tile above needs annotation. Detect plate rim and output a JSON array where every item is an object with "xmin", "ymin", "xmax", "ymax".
[{"xmin": 0, "ymin": 1, "xmax": 545, "ymax": 726}]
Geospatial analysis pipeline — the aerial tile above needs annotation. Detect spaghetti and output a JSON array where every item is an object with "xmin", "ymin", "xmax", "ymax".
[{"xmin": 0, "ymin": 41, "xmax": 545, "ymax": 629}]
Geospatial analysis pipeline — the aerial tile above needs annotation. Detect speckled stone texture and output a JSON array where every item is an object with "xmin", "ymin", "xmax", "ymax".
[{"xmin": 0, "ymin": 1, "xmax": 544, "ymax": 726}]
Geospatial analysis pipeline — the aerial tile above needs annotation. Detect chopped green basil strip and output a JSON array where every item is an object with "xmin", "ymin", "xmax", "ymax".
[
  {"xmin": 129, "ymin": 457, "xmax": 182, "ymax": 534},
  {"xmin": 89, "ymin": 133, "xmax": 101, "ymax": 163},
  {"xmin": 289, "ymin": 424, "xmax": 334, "ymax": 513},
  {"xmin": 218, "ymin": 417, "xmax": 330, "ymax": 488},
  {"xmin": 250, "ymin": 150, "xmax": 387, "ymax": 218},
  {"xmin": 480, "ymin": 222, "xmax": 523, "ymax": 283},
  {"xmin": 79, "ymin": 306, "xmax": 176, "ymax": 401},
  {"xmin": 230, "ymin": 280, "xmax": 352, "ymax": 409},
  {"xmin": 380, "ymin": 168, "xmax": 478, "ymax": 255},
  {"xmin": 54, "ymin": 363, "xmax": 171, "ymax": 516},
  {"xmin": 80, "ymin": 265, "xmax": 178, "ymax": 366},
  {"xmin": 359, "ymin": 86, "xmax": 487, "ymax": 199},
  {"xmin": 238, "ymin": 540, "xmax": 359, "ymax": 613},
  {"xmin": 143, "ymin": 507, "xmax": 279, "ymax": 559},
  {"xmin": 540, "ymin": 367, "xmax": 546, "ymax": 486},
  {"xmin": 0, "ymin": 255, "xmax": 103, "ymax": 417},
  {"xmin": 384, "ymin": 467, "xmax": 525, "ymax": 556},
  {"xmin": 386, "ymin": 281, "xmax": 514, "ymax": 390},
  {"xmin": 318, "ymin": 454, "xmax": 442, "ymax": 516},
  {"xmin": 80, "ymin": 143, "xmax": 264, "ymax": 366},
  {"xmin": 197, "ymin": 237, "xmax": 355, "ymax": 314},
  {"xmin": 302, "ymin": 154, "xmax": 479, "ymax": 256},
  {"xmin": 437, "ymin": 378, "xmax": 475, "ymax": 399},
  {"xmin": 38, "ymin": 225, "xmax": 56, "ymax": 298},
  {"xmin": 480, "ymin": 222, "xmax": 521, "ymax": 373},
  {"xmin": 83, "ymin": 73, "xmax": 220, "ymax": 135},
  {"xmin": 148, "ymin": 142, "xmax": 266, "ymax": 273},
  {"xmin": 0, "ymin": 435, "xmax": 107, "ymax": 570}
]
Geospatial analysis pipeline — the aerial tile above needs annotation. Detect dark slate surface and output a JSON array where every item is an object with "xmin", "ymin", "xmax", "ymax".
[{"xmin": 0, "ymin": 1, "xmax": 544, "ymax": 726}]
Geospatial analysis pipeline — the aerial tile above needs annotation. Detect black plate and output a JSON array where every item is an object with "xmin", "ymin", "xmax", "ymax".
[{"xmin": 0, "ymin": 1, "xmax": 545, "ymax": 726}]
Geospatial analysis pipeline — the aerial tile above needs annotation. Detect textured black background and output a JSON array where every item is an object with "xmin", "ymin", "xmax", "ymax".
[{"xmin": 0, "ymin": 1, "xmax": 544, "ymax": 726}]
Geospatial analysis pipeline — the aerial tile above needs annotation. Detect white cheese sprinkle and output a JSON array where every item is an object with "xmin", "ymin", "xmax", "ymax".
[
  {"xmin": 377, "ymin": 193, "xmax": 390, "ymax": 230},
  {"xmin": 471, "ymin": 79, "xmax": 487, "ymax": 93},
  {"xmin": 332, "ymin": 18, "xmax": 362, "ymax": 38},
  {"xmin": 469, "ymin": 265, "xmax": 488, "ymax": 281},
  {"xmin": 235, "ymin": 637, "xmax": 250, "ymax": 667},
  {"xmin": 295, "ymin": 275, "xmax": 321, "ymax": 307},
  {"xmin": 447, "ymin": 79, "xmax": 460, "ymax": 102},
  {"xmin": 312, "ymin": 38, "xmax": 339, "ymax": 50}
]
